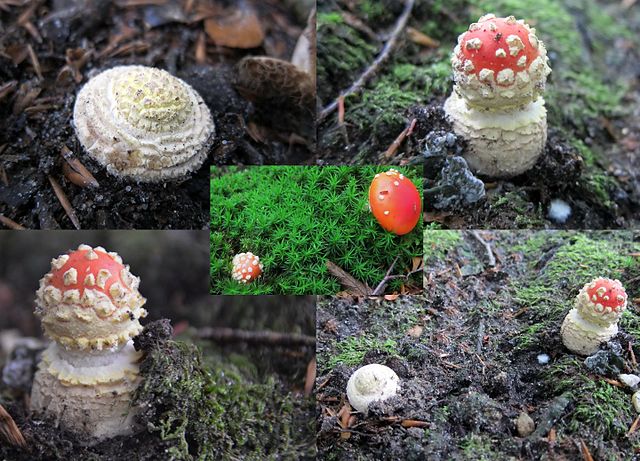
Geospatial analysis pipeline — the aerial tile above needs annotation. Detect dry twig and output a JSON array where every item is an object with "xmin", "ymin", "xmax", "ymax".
[
  {"xmin": 48, "ymin": 175, "xmax": 81, "ymax": 229},
  {"xmin": 318, "ymin": 0, "xmax": 415, "ymax": 122},
  {"xmin": 198, "ymin": 327, "xmax": 315, "ymax": 347},
  {"xmin": 471, "ymin": 230, "xmax": 496, "ymax": 267},
  {"xmin": 372, "ymin": 256, "xmax": 422, "ymax": 296},
  {"xmin": 0, "ymin": 404, "xmax": 26, "ymax": 448},
  {"xmin": 0, "ymin": 214, "xmax": 26, "ymax": 230}
]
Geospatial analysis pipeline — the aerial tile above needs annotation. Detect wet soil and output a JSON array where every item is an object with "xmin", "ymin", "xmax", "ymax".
[
  {"xmin": 316, "ymin": 231, "xmax": 640, "ymax": 460},
  {"xmin": 0, "ymin": 0, "xmax": 313, "ymax": 230}
]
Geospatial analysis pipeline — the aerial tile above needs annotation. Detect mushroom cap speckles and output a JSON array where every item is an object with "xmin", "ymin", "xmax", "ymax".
[
  {"xmin": 346, "ymin": 364, "xmax": 400, "ymax": 414},
  {"xmin": 576, "ymin": 277, "xmax": 627, "ymax": 326},
  {"xmin": 35, "ymin": 244, "xmax": 147, "ymax": 350},
  {"xmin": 451, "ymin": 14, "xmax": 551, "ymax": 109},
  {"xmin": 73, "ymin": 65, "xmax": 215, "ymax": 182},
  {"xmin": 231, "ymin": 252, "xmax": 263, "ymax": 284},
  {"xmin": 368, "ymin": 169, "xmax": 421, "ymax": 236}
]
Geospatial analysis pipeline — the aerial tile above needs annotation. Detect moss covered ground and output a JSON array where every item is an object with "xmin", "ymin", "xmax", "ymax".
[
  {"xmin": 317, "ymin": 230, "xmax": 640, "ymax": 460},
  {"xmin": 210, "ymin": 166, "xmax": 422, "ymax": 295}
]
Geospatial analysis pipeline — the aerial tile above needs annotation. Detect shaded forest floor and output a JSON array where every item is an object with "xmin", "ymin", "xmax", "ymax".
[
  {"xmin": 0, "ymin": 0, "xmax": 312, "ymax": 229},
  {"xmin": 317, "ymin": 230, "xmax": 640, "ymax": 460}
]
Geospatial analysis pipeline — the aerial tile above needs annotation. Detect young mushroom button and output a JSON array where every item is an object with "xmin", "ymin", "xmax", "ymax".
[
  {"xmin": 232, "ymin": 252, "xmax": 263, "ymax": 284},
  {"xmin": 561, "ymin": 278, "xmax": 628, "ymax": 356},
  {"xmin": 73, "ymin": 65, "xmax": 215, "ymax": 182},
  {"xmin": 368, "ymin": 169, "xmax": 421, "ymax": 236},
  {"xmin": 30, "ymin": 244, "xmax": 148, "ymax": 441},
  {"xmin": 346, "ymin": 364, "xmax": 400, "ymax": 414}
]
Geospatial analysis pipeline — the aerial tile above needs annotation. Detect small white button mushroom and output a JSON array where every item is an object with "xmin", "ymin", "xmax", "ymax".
[
  {"xmin": 73, "ymin": 65, "xmax": 214, "ymax": 182},
  {"xmin": 561, "ymin": 278, "xmax": 628, "ymax": 356},
  {"xmin": 346, "ymin": 364, "xmax": 400, "ymax": 414}
]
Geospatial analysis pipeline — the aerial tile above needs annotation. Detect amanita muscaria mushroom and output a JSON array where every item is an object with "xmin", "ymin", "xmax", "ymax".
[
  {"xmin": 73, "ymin": 65, "xmax": 214, "ymax": 182},
  {"xmin": 30, "ymin": 244, "xmax": 148, "ymax": 441},
  {"xmin": 346, "ymin": 364, "xmax": 400, "ymax": 414},
  {"xmin": 232, "ymin": 252, "xmax": 263, "ymax": 283},
  {"xmin": 561, "ymin": 277, "xmax": 628, "ymax": 356},
  {"xmin": 443, "ymin": 14, "xmax": 552, "ymax": 178},
  {"xmin": 368, "ymin": 169, "xmax": 421, "ymax": 236}
]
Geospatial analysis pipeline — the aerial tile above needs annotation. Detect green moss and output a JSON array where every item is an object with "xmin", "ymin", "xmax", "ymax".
[
  {"xmin": 355, "ymin": 0, "xmax": 389, "ymax": 23},
  {"xmin": 490, "ymin": 192, "xmax": 546, "ymax": 228},
  {"xmin": 210, "ymin": 166, "xmax": 422, "ymax": 295},
  {"xmin": 134, "ymin": 337, "xmax": 314, "ymax": 460},
  {"xmin": 424, "ymin": 229, "xmax": 462, "ymax": 263},
  {"xmin": 545, "ymin": 357, "xmax": 633, "ymax": 440},
  {"xmin": 328, "ymin": 334, "xmax": 399, "ymax": 368},
  {"xmin": 316, "ymin": 18, "xmax": 377, "ymax": 102},
  {"xmin": 317, "ymin": 11, "xmax": 343, "ymax": 25},
  {"xmin": 459, "ymin": 434, "xmax": 502, "ymax": 460}
]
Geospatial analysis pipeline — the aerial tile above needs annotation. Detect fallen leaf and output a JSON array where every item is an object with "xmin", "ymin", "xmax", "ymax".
[
  {"xmin": 326, "ymin": 261, "xmax": 372, "ymax": 297},
  {"xmin": 204, "ymin": 3, "xmax": 264, "ymax": 49}
]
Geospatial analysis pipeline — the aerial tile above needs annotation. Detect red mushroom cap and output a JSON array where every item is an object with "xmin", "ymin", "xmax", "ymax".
[
  {"xmin": 232, "ymin": 252, "xmax": 263, "ymax": 284},
  {"xmin": 455, "ymin": 15, "xmax": 540, "ymax": 86},
  {"xmin": 586, "ymin": 278, "xmax": 627, "ymax": 313},
  {"xmin": 48, "ymin": 245, "xmax": 130, "ymax": 300},
  {"xmin": 368, "ymin": 169, "xmax": 421, "ymax": 236}
]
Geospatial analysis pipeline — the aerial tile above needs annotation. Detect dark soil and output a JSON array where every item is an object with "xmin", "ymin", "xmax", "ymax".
[
  {"xmin": 0, "ymin": 0, "xmax": 313, "ymax": 230},
  {"xmin": 317, "ymin": 230, "xmax": 640, "ymax": 460}
]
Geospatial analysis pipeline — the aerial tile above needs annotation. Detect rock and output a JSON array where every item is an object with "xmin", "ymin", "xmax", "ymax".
[
  {"xmin": 531, "ymin": 393, "xmax": 571, "ymax": 438},
  {"xmin": 619, "ymin": 374, "xmax": 640, "ymax": 389},
  {"xmin": 516, "ymin": 411, "xmax": 535, "ymax": 437},
  {"xmin": 583, "ymin": 345, "xmax": 625, "ymax": 377},
  {"xmin": 425, "ymin": 142, "xmax": 486, "ymax": 210}
]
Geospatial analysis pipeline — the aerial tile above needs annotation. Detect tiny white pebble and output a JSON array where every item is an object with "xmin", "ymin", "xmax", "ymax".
[
  {"xmin": 548, "ymin": 199, "xmax": 571, "ymax": 224},
  {"xmin": 537, "ymin": 354, "xmax": 550, "ymax": 365}
]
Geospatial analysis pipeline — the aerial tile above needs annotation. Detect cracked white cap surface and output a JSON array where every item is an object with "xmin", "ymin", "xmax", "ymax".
[
  {"xmin": 346, "ymin": 364, "xmax": 399, "ymax": 414},
  {"xmin": 73, "ymin": 65, "xmax": 214, "ymax": 182}
]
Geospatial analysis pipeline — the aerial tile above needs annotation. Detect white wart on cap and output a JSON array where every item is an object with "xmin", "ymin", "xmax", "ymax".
[{"xmin": 73, "ymin": 65, "xmax": 214, "ymax": 182}]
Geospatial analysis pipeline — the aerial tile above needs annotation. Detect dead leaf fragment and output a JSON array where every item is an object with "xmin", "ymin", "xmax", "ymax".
[
  {"xmin": 326, "ymin": 261, "xmax": 372, "ymax": 297},
  {"xmin": 204, "ymin": 3, "xmax": 264, "ymax": 49}
]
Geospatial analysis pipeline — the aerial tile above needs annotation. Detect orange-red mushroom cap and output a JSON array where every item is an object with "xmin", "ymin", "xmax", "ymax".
[
  {"xmin": 368, "ymin": 169, "xmax": 421, "ymax": 236},
  {"xmin": 586, "ymin": 278, "xmax": 627, "ymax": 313},
  {"xmin": 232, "ymin": 252, "xmax": 263, "ymax": 284}
]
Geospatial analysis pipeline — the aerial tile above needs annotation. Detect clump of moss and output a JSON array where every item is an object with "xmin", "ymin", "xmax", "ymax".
[
  {"xmin": 210, "ymin": 166, "xmax": 423, "ymax": 295},
  {"xmin": 424, "ymin": 229, "xmax": 462, "ymax": 263},
  {"xmin": 544, "ymin": 356, "xmax": 634, "ymax": 441},
  {"xmin": 327, "ymin": 335, "xmax": 399, "ymax": 368},
  {"xmin": 134, "ymin": 321, "xmax": 314, "ymax": 460}
]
